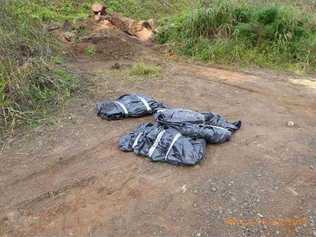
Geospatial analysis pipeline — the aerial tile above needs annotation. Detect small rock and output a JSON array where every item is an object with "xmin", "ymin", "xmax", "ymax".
[
  {"xmin": 111, "ymin": 63, "xmax": 121, "ymax": 70},
  {"xmin": 181, "ymin": 185, "xmax": 187, "ymax": 193},
  {"xmin": 287, "ymin": 121, "xmax": 295, "ymax": 127},
  {"xmin": 64, "ymin": 32, "xmax": 75, "ymax": 42},
  {"xmin": 193, "ymin": 203, "xmax": 198, "ymax": 208},
  {"xmin": 310, "ymin": 165, "xmax": 314, "ymax": 170},
  {"xmin": 257, "ymin": 213, "xmax": 264, "ymax": 218},
  {"xmin": 312, "ymin": 230, "xmax": 316, "ymax": 237},
  {"xmin": 276, "ymin": 230, "xmax": 280, "ymax": 235},
  {"xmin": 47, "ymin": 23, "xmax": 60, "ymax": 32},
  {"xmin": 94, "ymin": 13, "xmax": 103, "ymax": 22},
  {"xmin": 63, "ymin": 20, "xmax": 73, "ymax": 32},
  {"xmin": 196, "ymin": 233, "xmax": 201, "ymax": 237},
  {"xmin": 211, "ymin": 187, "xmax": 217, "ymax": 192},
  {"xmin": 91, "ymin": 3, "xmax": 107, "ymax": 15}
]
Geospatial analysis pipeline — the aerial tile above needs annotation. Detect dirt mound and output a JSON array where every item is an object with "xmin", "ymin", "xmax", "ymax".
[
  {"xmin": 51, "ymin": 5, "xmax": 155, "ymax": 60},
  {"xmin": 73, "ymin": 30, "xmax": 138, "ymax": 60}
]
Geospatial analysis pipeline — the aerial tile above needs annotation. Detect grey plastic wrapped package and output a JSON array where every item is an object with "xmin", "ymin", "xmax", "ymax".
[
  {"xmin": 119, "ymin": 123, "xmax": 207, "ymax": 166},
  {"xmin": 164, "ymin": 123, "xmax": 233, "ymax": 144},
  {"xmin": 154, "ymin": 108, "xmax": 241, "ymax": 143},
  {"xmin": 154, "ymin": 108, "xmax": 241, "ymax": 132}
]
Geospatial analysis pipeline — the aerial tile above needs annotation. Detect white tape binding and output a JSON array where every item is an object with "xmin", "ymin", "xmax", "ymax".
[
  {"xmin": 114, "ymin": 101, "xmax": 128, "ymax": 115},
  {"xmin": 210, "ymin": 125, "xmax": 228, "ymax": 131},
  {"xmin": 132, "ymin": 132, "xmax": 143, "ymax": 149},
  {"xmin": 137, "ymin": 96, "xmax": 152, "ymax": 112},
  {"xmin": 156, "ymin": 109, "xmax": 166, "ymax": 113},
  {"xmin": 164, "ymin": 133, "xmax": 181, "ymax": 160},
  {"xmin": 148, "ymin": 130, "xmax": 166, "ymax": 158}
]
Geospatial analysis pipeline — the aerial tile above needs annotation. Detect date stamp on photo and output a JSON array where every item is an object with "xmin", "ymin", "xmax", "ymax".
[{"xmin": 225, "ymin": 217, "xmax": 307, "ymax": 227}]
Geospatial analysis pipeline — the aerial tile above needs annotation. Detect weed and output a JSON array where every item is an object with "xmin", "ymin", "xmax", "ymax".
[{"xmin": 84, "ymin": 45, "xmax": 97, "ymax": 57}]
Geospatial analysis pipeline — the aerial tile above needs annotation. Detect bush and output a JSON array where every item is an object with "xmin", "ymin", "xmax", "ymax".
[{"xmin": 157, "ymin": 0, "xmax": 316, "ymax": 72}]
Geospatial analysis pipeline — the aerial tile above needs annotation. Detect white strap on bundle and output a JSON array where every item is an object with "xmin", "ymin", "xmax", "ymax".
[
  {"xmin": 114, "ymin": 101, "xmax": 128, "ymax": 115},
  {"xmin": 132, "ymin": 132, "xmax": 143, "ymax": 149},
  {"xmin": 137, "ymin": 96, "xmax": 152, "ymax": 112},
  {"xmin": 148, "ymin": 130, "xmax": 165, "ymax": 158},
  {"xmin": 210, "ymin": 125, "xmax": 228, "ymax": 131},
  {"xmin": 165, "ymin": 133, "xmax": 181, "ymax": 160},
  {"xmin": 156, "ymin": 109, "xmax": 166, "ymax": 113}
]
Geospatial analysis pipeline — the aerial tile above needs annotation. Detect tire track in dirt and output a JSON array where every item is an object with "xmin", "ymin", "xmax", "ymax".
[{"xmin": 0, "ymin": 136, "xmax": 131, "ymax": 211}]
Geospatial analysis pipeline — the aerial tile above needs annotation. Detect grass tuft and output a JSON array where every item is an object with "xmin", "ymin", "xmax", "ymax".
[
  {"xmin": 129, "ymin": 62, "xmax": 161, "ymax": 76},
  {"xmin": 84, "ymin": 45, "xmax": 97, "ymax": 57}
]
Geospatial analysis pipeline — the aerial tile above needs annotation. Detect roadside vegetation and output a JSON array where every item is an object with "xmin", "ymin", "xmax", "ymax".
[
  {"xmin": 158, "ymin": 0, "xmax": 316, "ymax": 73},
  {"xmin": 0, "ymin": 1, "xmax": 79, "ymax": 136}
]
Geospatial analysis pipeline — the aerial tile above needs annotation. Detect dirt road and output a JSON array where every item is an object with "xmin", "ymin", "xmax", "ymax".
[{"xmin": 0, "ymin": 26, "xmax": 316, "ymax": 237}]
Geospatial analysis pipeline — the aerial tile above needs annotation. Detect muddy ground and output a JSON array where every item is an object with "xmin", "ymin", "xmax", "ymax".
[{"xmin": 0, "ymin": 23, "xmax": 316, "ymax": 237}]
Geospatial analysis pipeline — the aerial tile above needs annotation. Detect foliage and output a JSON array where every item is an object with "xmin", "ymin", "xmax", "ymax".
[
  {"xmin": 0, "ymin": 1, "xmax": 78, "ymax": 135},
  {"xmin": 157, "ymin": 0, "xmax": 316, "ymax": 72}
]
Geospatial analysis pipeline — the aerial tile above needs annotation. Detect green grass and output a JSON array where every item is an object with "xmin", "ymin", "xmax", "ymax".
[
  {"xmin": 84, "ymin": 45, "xmax": 97, "ymax": 57},
  {"xmin": 129, "ymin": 62, "xmax": 161, "ymax": 77},
  {"xmin": 10, "ymin": 0, "xmax": 191, "ymax": 23},
  {"xmin": 106, "ymin": 0, "xmax": 191, "ymax": 20},
  {"xmin": 13, "ymin": 0, "xmax": 95, "ymax": 23},
  {"xmin": 157, "ymin": 0, "xmax": 316, "ymax": 73},
  {"xmin": 0, "ymin": 1, "xmax": 78, "ymax": 135}
]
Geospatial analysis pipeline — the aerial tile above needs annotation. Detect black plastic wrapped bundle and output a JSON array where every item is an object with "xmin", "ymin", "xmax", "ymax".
[
  {"xmin": 96, "ymin": 94, "xmax": 166, "ymax": 120},
  {"xmin": 154, "ymin": 108, "xmax": 241, "ymax": 131},
  {"xmin": 154, "ymin": 108, "xmax": 241, "ymax": 143},
  {"xmin": 119, "ymin": 123, "xmax": 207, "ymax": 166}
]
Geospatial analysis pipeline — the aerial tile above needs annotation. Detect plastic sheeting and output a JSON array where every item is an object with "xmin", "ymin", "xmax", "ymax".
[
  {"xmin": 119, "ymin": 123, "xmax": 207, "ymax": 166},
  {"xmin": 96, "ymin": 94, "xmax": 166, "ymax": 120}
]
